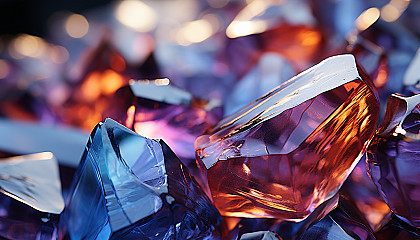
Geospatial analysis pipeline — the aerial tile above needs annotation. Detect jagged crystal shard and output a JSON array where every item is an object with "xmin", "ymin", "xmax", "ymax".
[
  {"xmin": 0, "ymin": 152, "xmax": 63, "ymax": 240},
  {"xmin": 196, "ymin": 54, "xmax": 380, "ymax": 220},
  {"xmin": 0, "ymin": 152, "xmax": 64, "ymax": 214},
  {"xmin": 367, "ymin": 93, "xmax": 420, "ymax": 227},
  {"xmin": 61, "ymin": 118, "xmax": 221, "ymax": 239}
]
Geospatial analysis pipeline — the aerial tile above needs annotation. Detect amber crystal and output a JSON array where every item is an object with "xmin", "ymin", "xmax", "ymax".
[
  {"xmin": 196, "ymin": 55, "xmax": 380, "ymax": 220},
  {"xmin": 367, "ymin": 93, "xmax": 420, "ymax": 228}
]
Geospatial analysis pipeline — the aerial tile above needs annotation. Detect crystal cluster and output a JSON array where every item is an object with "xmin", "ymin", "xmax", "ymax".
[
  {"xmin": 60, "ymin": 118, "xmax": 221, "ymax": 239},
  {"xmin": 367, "ymin": 93, "xmax": 420, "ymax": 228},
  {"xmin": 196, "ymin": 54, "xmax": 380, "ymax": 220}
]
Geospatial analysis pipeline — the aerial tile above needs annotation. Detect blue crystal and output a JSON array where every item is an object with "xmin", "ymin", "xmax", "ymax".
[{"xmin": 60, "ymin": 118, "xmax": 221, "ymax": 239}]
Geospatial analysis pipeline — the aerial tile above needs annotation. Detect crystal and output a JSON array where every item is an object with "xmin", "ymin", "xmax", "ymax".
[
  {"xmin": 0, "ymin": 152, "xmax": 64, "ymax": 239},
  {"xmin": 60, "ymin": 118, "xmax": 221, "ymax": 239},
  {"xmin": 240, "ymin": 231, "xmax": 282, "ymax": 240},
  {"xmin": 104, "ymin": 80, "xmax": 222, "ymax": 196},
  {"xmin": 224, "ymin": 52, "xmax": 295, "ymax": 116},
  {"xmin": 196, "ymin": 54, "xmax": 380, "ymax": 220},
  {"xmin": 223, "ymin": 193, "xmax": 339, "ymax": 240},
  {"xmin": 0, "ymin": 118, "xmax": 88, "ymax": 168},
  {"xmin": 367, "ymin": 93, "xmax": 420, "ymax": 227},
  {"xmin": 374, "ymin": 213, "xmax": 420, "ymax": 240},
  {"xmin": 106, "ymin": 79, "xmax": 222, "ymax": 160},
  {"xmin": 340, "ymin": 158, "xmax": 390, "ymax": 229},
  {"xmin": 296, "ymin": 194, "xmax": 377, "ymax": 240}
]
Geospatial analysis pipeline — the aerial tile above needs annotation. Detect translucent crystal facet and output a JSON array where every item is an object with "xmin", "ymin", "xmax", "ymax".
[
  {"xmin": 60, "ymin": 118, "xmax": 221, "ymax": 239},
  {"xmin": 0, "ymin": 152, "xmax": 63, "ymax": 240},
  {"xmin": 196, "ymin": 55, "xmax": 380, "ymax": 220},
  {"xmin": 367, "ymin": 93, "xmax": 420, "ymax": 227},
  {"xmin": 105, "ymin": 80, "xmax": 222, "ymax": 161}
]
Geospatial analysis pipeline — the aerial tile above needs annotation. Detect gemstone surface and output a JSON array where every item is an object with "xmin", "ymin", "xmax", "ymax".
[
  {"xmin": 240, "ymin": 231, "xmax": 282, "ymax": 240},
  {"xmin": 105, "ymin": 79, "xmax": 222, "ymax": 161},
  {"xmin": 60, "ymin": 118, "xmax": 221, "ymax": 239},
  {"xmin": 367, "ymin": 93, "xmax": 420, "ymax": 228},
  {"xmin": 0, "ymin": 152, "xmax": 63, "ymax": 240},
  {"xmin": 196, "ymin": 54, "xmax": 380, "ymax": 220}
]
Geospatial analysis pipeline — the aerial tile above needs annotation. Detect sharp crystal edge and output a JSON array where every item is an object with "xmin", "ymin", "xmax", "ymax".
[
  {"xmin": 60, "ymin": 118, "xmax": 221, "ymax": 239},
  {"xmin": 240, "ymin": 231, "xmax": 282, "ymax": 240},
  {"xmin": 129, "ymin": 79, "xmax": 193, "ymax": 106},
  {"xmin": 0, "ymin": 118, "xmax": 88, "ymax": 167},
  {"xmin": 0, "ymin": 152, "xmax": 64, "ymax": 214},
  {"xmin": 367, "ymin": 93, "xmax": 420, "ymax": 228},
  {"xmin": 196, "ymin": 54, "xmax": 380, "ymax": 220}
]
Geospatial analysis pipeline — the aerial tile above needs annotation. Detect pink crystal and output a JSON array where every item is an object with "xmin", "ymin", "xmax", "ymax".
[{"xmin": 196, "ymin": 55, "xmax": 380, "ymax": 221}]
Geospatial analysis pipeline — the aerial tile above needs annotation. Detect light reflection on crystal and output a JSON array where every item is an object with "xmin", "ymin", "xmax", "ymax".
[
  {"xmin": 196, "ymin": 54, "xmax": 380, "ymax": 220},
  {"xmin": 0, "ymin": 152, "xmax": 63, "ymax": 240},
  {"xmin": 367, "ymin": 93, "xmax": 420, "ymax": 228},
  {"xmin": 60, "ymin": 118, "xmax": 221, "ymax": 239}
]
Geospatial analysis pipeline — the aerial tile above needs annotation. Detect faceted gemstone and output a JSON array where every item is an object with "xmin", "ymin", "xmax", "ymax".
[
  {"xmin": 224, "ymin": 52, "xmax": 295, "ymax": 116},
  {"xmin": 60, "ymin": 118, "xmax": 221, "ymax": 239},
  {"xmin": 196, "ymin": 55, "xmax": 380, "ymax": 220},
  {"xmin": 296, "ymin": 195, "xmax": 376, "ymax": 240},
  {"xmin": 367, "ymin": 93, "xmax": 420, "ymax": 228},
  {"xmin": 222, "ymin": 193, "xmax": 339, "ymax": 240},
  {"xmin": 340, "ymin": 158, "xmax": 390, "ymax": 230},
  {"xmin": 105, "ymin": 79, "xmax": 222, "ymax": 161},
  {"xmin": 374, "ymin": 213, "xmax": 420, "ymax": 240},
  {"xmin": 0, "ymin": 152, "xmax": 64, "ymax": 240},
  {"xmin": 104, "ymin": 80, "xmax": 222, "ymax": 196}
]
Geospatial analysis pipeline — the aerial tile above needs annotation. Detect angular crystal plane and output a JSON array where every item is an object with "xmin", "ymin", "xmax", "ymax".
[
  {"xmin": 367, "ymin": 93, "xmax": 420, "ymax": 228},
  {"xmin": 0, "ymin": 152, "xmax": 64, "ymax": 239},
  {"xmin": 105, "ymin": 79, "xmax": 222, "ymax": 161},
  {"xmin": 195, "ymin": 54, "xmax": 380, "ymax": 220},
  {"xmin": 60, "ymin": 118, "xmax": 221, "ymax": 239}
]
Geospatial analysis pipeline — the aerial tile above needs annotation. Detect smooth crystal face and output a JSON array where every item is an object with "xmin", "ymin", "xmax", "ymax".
[
  {"xmin": 105, "ymin": 80, "xmax": 222, "ymax": 160},
  {"xmin": 367, "ymin": 94, "xmax": 420, "ymax": 227},
  {"xmin": 240, "ymin": 231, "xmax": 281, "ymax": 240},
  {"xmin": 196, "ymin": 55, "xmax": 379, "ymax": 220},
  {"xmin": 60, "ymin": 118, "xmax": 221, "ymax": 240},
  {"xmin": 0, "ymin": 152, "xmax": 63, "ymax": 240}
]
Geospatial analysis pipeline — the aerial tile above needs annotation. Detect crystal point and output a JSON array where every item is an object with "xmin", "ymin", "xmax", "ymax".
[
  {"xmin": 61, "ymin": 118, "xmax": 221, "ymax": 239},
  {"xmin": 196, "ymin": 54, "xmax": 380, "ymax": 220},
  {"xmin": 367, "ymin": 93, "xmax": 420, "ymax": 228}
]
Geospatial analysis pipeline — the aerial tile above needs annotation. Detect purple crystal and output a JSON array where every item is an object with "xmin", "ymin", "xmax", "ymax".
[
  {"xmin": 60, "ymin": 118, "xmax": 221, "ymax": 239},
  {"xmin": 105, "ymin": 79, "xmax": 222, "ymax": 161},
  {"xmin": 196, "ymin": 54, "xmax": 380, "ymax": 220},
  {"xmin": 367, "ymin": 93, "xmax": 420, "ymax": 227}
]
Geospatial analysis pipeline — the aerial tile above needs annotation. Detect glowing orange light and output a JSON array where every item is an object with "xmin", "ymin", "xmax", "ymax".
[
  {"xmin": 375, "ymin": 68, "xmax": 388, "ymax": 88},
  {"xmin": 243, "ymin": 163, "xmax": 251, "ymax": 175},
  {"xmin": 100, "ymin": 69, "xmax": 124, "ymax": 95},
  {"xmin": 80, "ymin": 71, "xmax": 101, "ymax": 102},
  {"xmin": 110, "ymin": 53, "xmax": 126, "ymax": 72},
  {"xmin": 125, "ymin": 105, "xmax": 136, "ymax": 128}
]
